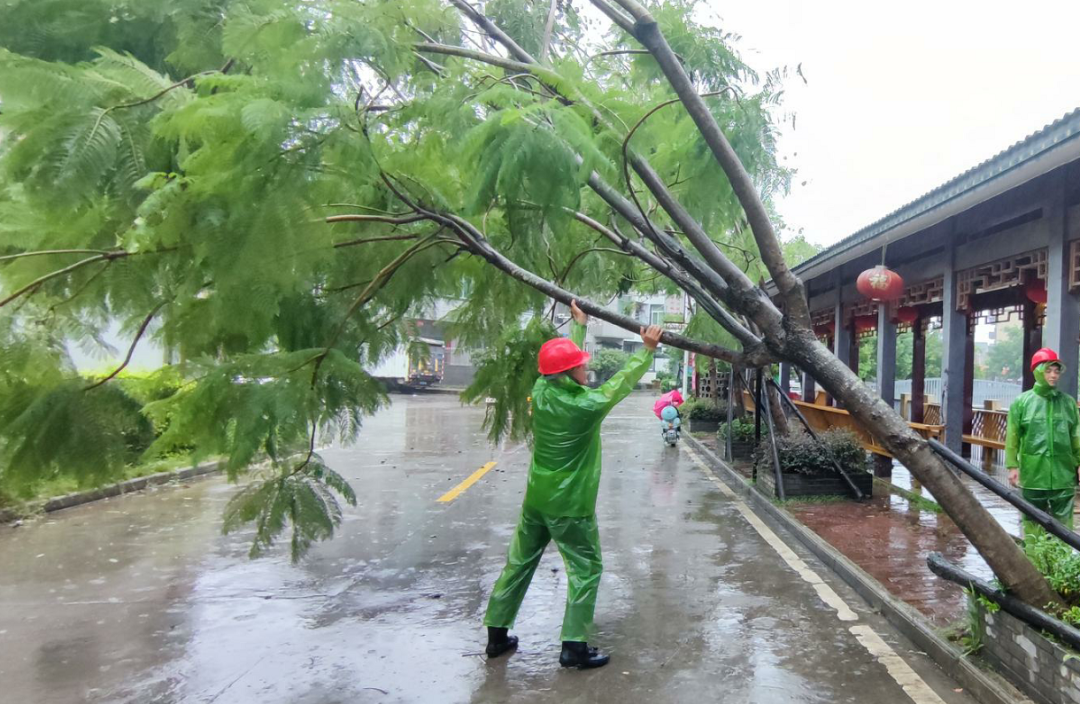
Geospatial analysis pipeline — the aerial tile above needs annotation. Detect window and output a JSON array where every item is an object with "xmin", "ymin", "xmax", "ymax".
[{"xmin": 649, "ymin": 304, "xmax": 665, "ymax": 326}]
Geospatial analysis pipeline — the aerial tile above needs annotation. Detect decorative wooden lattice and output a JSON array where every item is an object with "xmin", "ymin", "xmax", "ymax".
[
  {"xmin": 843, "ymin": 301, "xmax": 879, "ymax": 339},
  {"xmin": 924, "ymin": 404, "xmax": 942, "ymax": 425},
  {"xmin": 897, "ymin": 315, "xmax": 944, "ymax": 335},
  {"xmin": 898, "ymin": 277, "xmax": 944, "ymax": 308},
  {"xmin": 811, "ymin": 309, "xmax": 833, "ymax": 328},
  {"xmin": 1070, "ymin": 240, "xmax": 1080, "ymax": 290},
  {"xmin": 956, "ymin": 250, "xmax": 1046, "ymax": 311}
]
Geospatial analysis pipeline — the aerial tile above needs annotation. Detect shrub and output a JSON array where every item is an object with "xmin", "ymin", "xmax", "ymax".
[
  {"xmin": 1023, "ymin": 533, "xmax": 1080, "ymax": 617},
  {"xmin": 591, "ymin": 348, "xmax": 630, "ymax": 383},
  {"xmin": 660, "ymin": 378, "xmax": 678, "ymax": 392},
  {"xmin": 720, "ymin": 417, "xmax": 761, "ymax": 444},
  {"xmin": 680, "ymin": 396, "xmax": 728, "ymax": 422},
  {"xmin": 753, "ymin": 428, "xmax": 869, "ymax": 477}
]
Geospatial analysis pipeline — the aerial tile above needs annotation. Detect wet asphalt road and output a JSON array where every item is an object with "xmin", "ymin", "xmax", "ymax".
[{"xmin": 0, "ymin": 394, "xmax": 979, "ymax": 704}]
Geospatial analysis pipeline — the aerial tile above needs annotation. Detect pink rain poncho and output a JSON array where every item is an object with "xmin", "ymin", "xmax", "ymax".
[{"xmin": 653, "ymin": 389, "xmax": 684, "ymax": 419}]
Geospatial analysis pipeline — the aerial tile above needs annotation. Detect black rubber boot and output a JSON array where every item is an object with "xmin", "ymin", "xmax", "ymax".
[
  {"xmin": 485, "ymin": 627, "xmax": 518, "ymax": 658},
  {"xmin": 559, "ymin": 641, "xmax": 610, "ymax": 669}
]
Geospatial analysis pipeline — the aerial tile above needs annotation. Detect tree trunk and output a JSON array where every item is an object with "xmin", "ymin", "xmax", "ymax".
[
  {"xmin": 765, "ymin": 372, "xmax": 792, "ymax": 437},
  {"xmin": 732, "ymin": 366, "xmax": 747, "ymax": 419},
  {"xmin": 786, "ymin": 332, "xmax": 1062, "ymax": 608}
]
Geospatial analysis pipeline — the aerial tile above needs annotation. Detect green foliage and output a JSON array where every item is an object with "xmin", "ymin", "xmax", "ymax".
[
  {"xmin": 461, "ymin": 318, "xmax": 558, "ymax": 445},
  {"xmin": 0, "ymin": 0, "xmax": 795, "ymax": 559},
  {"xmin": 1023, "ymin": 533, "xmax": 1080, "ymax": 611},
  {"xmin": 985, "ymin": 324, "xmax": 1024, "ymax": 382},
  {"xmin": 860, "ymin": 329, "xmax": 944, "ymax": 382},
  {"xmin": 753, "ymin": 428, "xmax": 870, "ymax": 478},
  {"xmin": 223, "ymin": 460, "xmax": 356, "ymax": 562},
  {"xmin": 681, "ymin": 396, "xmax": 727, "ymax": 421},
  {"xmin": 721, "ymin": 417, "xmax": 762, "ymax": 444},
  {"xmin": 591, "ymin": 348, "xmax": 629, "ymax": 383}
]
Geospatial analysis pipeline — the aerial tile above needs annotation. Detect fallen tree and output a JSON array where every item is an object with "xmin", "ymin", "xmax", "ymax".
[{"xmin": 0, "ymin": 0, "xmax": 1059, "ymax": 606}]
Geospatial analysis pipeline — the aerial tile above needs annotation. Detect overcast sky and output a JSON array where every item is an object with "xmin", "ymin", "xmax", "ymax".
[{"xmin": 707, "ymin": 0, "xmax": 1080, "ymax": 247}]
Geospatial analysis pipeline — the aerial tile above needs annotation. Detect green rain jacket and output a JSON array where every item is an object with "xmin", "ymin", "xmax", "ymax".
[
  {"xmin": 523, "ymin": 322, "xmax": 654, "ymax": 517},
  {"xmin": 1005, "ymin": 363, "xmax": 1080, "ymax": 490}
]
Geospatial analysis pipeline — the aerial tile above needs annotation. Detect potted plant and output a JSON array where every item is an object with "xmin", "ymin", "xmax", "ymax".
[
  {"xmin": 719, "ymin": 417, "xmax": 760, "ymax": 461},
  {"xmin": 753, "ymin": 428, "xmax": 872, "ymax": 499},
  {"xmin": 680, "ymin": 397, "xmax": 727, "ymax": 433}
]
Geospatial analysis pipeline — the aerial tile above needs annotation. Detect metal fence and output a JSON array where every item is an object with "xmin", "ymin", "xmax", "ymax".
[{"xmin": 887, "ymin": 379, "xmax": 1023, "ymax": 409}]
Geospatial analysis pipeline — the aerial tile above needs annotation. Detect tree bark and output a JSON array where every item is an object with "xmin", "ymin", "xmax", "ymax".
[
  {"xmin": 435, "ymin": 0, "xmax": 1061, "ymax": 610},
  {"xmin": 786, "ymin": 332, "xmax": 1062, "ymax": 608}
]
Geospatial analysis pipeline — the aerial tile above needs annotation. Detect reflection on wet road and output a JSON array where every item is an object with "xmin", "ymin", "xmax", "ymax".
[{"xmin": 0, "ymin": 394, "xmax": 976, "ymax": 703}]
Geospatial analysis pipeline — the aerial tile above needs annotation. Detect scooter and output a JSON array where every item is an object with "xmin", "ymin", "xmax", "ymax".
[{"xmin": 660, "ymin": 405, "xmax": 681, "ymax": 447}]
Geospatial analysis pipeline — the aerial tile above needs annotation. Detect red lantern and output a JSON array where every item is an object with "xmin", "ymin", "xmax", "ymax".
[
  {"xmin": 896, "ymin": 306, "xmax": 919, "ymax": 324},
  {"xmin": 1025, "ymin": 278, "xmax": 1047, "ymax": 304},
  {"xmin": 854, "ymin": 315, "xmax": 877, "ymax": 333},
  {"xmin": 857, "ymin": 265, "xmax": 904, "ymax": 302}
]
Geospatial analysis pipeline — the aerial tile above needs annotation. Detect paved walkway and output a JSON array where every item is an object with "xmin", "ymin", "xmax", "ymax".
[{"xmin": 0, "ymin": 395, "xmax": 977, "ymax": 703}]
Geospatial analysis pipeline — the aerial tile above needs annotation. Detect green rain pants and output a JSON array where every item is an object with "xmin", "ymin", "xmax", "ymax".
[
  {"xmin": 1021, "ymin": 487, "xmax": 1076, "ymax": 538},
  {"xmin": 484, "ymin": 505, "xmax": 602, "ymax": 642}
]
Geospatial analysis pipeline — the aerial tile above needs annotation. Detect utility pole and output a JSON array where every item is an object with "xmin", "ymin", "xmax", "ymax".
[{"xmin": 681, "ymin": 291, "xmax": 691, "ymax": 396}]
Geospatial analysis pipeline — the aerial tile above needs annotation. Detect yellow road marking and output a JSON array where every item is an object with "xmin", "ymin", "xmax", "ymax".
[{"xmin": 437, "ymin": 461, "xmax": 498, "ymax": 503}]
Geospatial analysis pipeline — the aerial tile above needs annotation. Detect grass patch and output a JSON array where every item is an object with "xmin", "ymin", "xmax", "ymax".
[
  {"xmin": 0, "ymin": 454, "xmax": 204, "ymax": 513},
  {"xmin": 873, "ymin": 477, "xmax": 943, "ymax": 513}
]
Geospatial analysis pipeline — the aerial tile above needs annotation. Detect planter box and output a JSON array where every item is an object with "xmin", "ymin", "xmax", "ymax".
[
  {"xmin": 973, "ymin": 601, "xmax": 1080, "ymax": 704},
  {"xmin": 688, "ymin": 418, "xmax": 721, "ymax": 433},
  {"xmin": 726, "ymin": 440, "xmax": 756, "ymax": 462},
  {"xmin": 758, "ymin": 466, "xmax": 872, "ymax": 499}
]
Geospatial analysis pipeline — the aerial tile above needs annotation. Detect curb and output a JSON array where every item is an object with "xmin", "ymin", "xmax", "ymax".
[
  {"xmin": 0, "ymin": 460, "xmax": 224, "ymax": 524},
  {"xmin": 683, "ymin": 434, "xmax": 1032, "ymax": 704}
]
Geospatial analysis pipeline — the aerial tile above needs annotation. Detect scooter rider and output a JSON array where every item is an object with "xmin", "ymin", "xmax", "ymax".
[
  {"xmin": 484, "ymin": 301, "xmax": 662, "ymax": 669},
  {"xmin": 1005, "ymin": 348, "xmax": 1080, "ymax": 537}
]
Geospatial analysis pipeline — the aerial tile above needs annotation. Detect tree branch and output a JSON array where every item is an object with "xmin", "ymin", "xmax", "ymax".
[
  {"xmin": 447, "ymin": 0, "xmax": 537, "ymax": 63},
  {"xmin": 539, "ymin": 0, "xmax": 558, "ymax": 64},
  {"xmin": 0, "ymin": 255, "xmax": 108, "ymax": 308},
  {"xmin": 603, "ymin": 0, "xmax": 809, "ymax": 328},
  {"xmin": 325, "ymin": 213, "xmax": 426, "ymax": 226},
  {"xmin": 0, "ymin": 248, "xmax": 113, "ymax": 263},
  {"xmin": 430, "ymin": 210, "xmax": 764, "ymax": 365},
  {"xmin": 84, "ymin": 301, "xmax": 168, "ymax": 391},
  {"xmin": 333, "ymin": 233, "xmax": 422, "ymax": 249},
  {"xmin": 568, "ymin": 209, "xmax": 763, "ymax": 352}
]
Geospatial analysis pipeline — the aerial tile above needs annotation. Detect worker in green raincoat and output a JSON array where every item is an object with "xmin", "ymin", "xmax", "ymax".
[
  {"xmin": 1005, "ymin": 348, "xmax": 1080, "ymax": 537},
  {"xmin": 484, "ymin": 301, "xmax": 662, "ymax": 669}
]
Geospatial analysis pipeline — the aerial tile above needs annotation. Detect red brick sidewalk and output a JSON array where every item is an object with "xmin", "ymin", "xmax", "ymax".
[{"xmin": 697, "ymin": 434, "xmax": 1025, "ymax": 626}]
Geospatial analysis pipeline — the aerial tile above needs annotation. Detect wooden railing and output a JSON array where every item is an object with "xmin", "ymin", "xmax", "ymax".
[
  {"xmin": 790, "ymin": 401, "xmax": 943, "ymax": 458},
  {"xmin": 740, "ymin": 390, "xmax": 943, "ymax": 458}
]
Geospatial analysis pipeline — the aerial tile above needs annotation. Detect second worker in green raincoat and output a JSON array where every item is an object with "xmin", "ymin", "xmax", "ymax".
[
  {"xmin": 1005, "ymin": 348, "xmax": 1080, "ymax": 536},
  {"xmin": 483, "ymin": 301, "xmax": 663, "ymax": 669}
]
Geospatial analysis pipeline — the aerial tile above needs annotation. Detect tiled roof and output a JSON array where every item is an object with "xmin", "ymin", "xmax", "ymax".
[{"xmin": 793, "ymin": 108, "xmax": 1080, "ymax": 274}]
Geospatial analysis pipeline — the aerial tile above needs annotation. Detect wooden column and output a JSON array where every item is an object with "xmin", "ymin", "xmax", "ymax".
[
  {"xmin": 1021, "ymin": 296, "xmax": 1042, "ymax": 392},
  {"xmin": 1043, "ymin": 179, "xmax": 1080, "ymax": 399},
  {"xmin": 801, "ymin": 371, "xmax": 816, "ymax": 403},
  {"xmin": 849, "ymin": 327, "xmax": 860, "ymax": 376},
  {"xmin": 877, "ymin": 304, "xmax": 897, "ymax": 410},
  {"xmin": 780, "ymin": 362, "xmax": 791, "ymax": 396},
  {"xmin": 912, "ymin": 317, "xmax": 926, "ymax": 423},
  {"xmin": 941, "ymin": 226, "xmax": 967, "ymax": 455},
  {"xmin": 962, "ymin": 317, "xmax": 976, "ymax": 459}
]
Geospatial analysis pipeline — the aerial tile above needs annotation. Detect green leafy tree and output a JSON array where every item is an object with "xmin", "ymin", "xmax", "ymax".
[
  {"xmin": 0, "ymin": 0, "xmax": 1056, "ymax": 606},
  {"xmin": 986, "ymin": 325, "xmax": 1024, "ymax": 382},
  {"xmin": 592, "ymin": 348, "xmax": 630, "ymax": 383}
]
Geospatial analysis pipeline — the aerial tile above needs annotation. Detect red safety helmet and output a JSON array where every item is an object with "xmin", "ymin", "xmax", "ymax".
[
  {"xmin": 538, "ymin": 337, "xmax": 590, "ymax": 375},
  {"xmin": 1030, "ymin": 348, "xmax": 1061, "ymax": 372}
]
